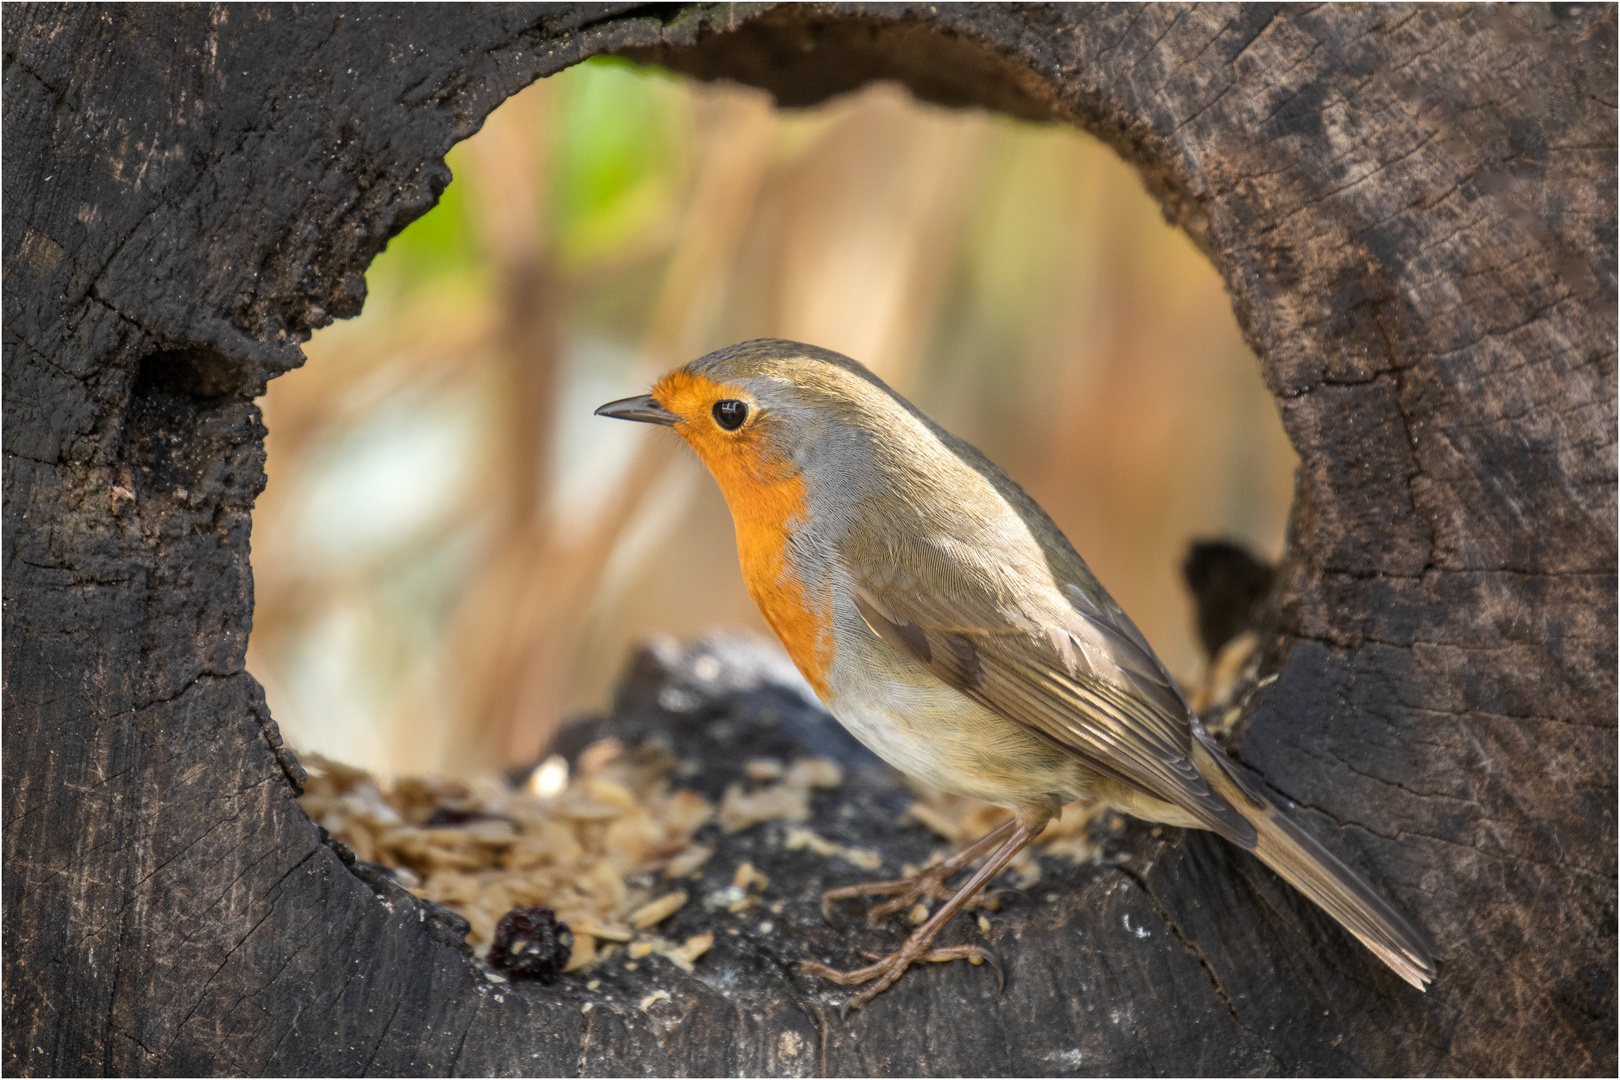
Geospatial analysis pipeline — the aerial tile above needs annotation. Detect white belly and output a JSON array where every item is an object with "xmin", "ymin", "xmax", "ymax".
[
  {"xmin": 829, "ymin": 682, "xmax": 999, "ymax": 798},
  {"xmin": 823, "ymin": 613, "xmax": 1088, "ymax": 808}
]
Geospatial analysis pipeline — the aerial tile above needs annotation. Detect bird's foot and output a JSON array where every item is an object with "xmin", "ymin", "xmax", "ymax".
[
  {"xmin": 820, "ymin": 862, "xmax": 1002, "ymax": 928},
  {"xmin": 800, "ymin": 943, "xmax": 1002, "ymax": 1010},
  {"xmin": 807, "ymin": 817, "xmax": 1035, "ymax": 1009}
]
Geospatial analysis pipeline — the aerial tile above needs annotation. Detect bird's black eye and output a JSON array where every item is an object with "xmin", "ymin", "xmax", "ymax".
[{"xmin": 713, "ymin": 400, "xmax": 748, "ymax": 431}]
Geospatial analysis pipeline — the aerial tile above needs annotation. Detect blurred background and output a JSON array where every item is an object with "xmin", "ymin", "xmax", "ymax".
[{"xmin": 248, "ymin": 58, "xmax": 1297, "ymax": 780}]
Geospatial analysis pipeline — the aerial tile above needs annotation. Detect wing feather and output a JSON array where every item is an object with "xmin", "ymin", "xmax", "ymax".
[{"xmin": 853, "ymin": 577, "xmax": 1255, "ymax": 848}]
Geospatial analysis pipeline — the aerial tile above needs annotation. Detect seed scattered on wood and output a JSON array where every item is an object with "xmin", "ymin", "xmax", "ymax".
[
  {"xmin": 576, "ymin": 738, "xmax": 624, "ymax": 774},
  {"xmin": 525, "ymin": 754, "xmax": 569, "ymax": 798},
  {"xmin": 563, "ymin": 934, "xmax": 596, "ymax": 972},
  {"xmin": 676, "ymin": 933, "xmax": 713, "ymax": 964},
  {"xmin": 733, "ymin": 861, "xmax": 769, "ymax": 891},
  {"xmin": 719, "ymin": 782, "xmax": 809, "ymax": 832},
  {"xmin": 717, "ymin": 757, "xmax": 843, "ymax": 832},
  {"xmin": 786, "ymin": 758, "xmax": 843, "ymax": 789},
  {"xmin": 630, "ymin": 890, "xmax": 688, "ymax": 929},
  {"xmin": 298, "ymin": 743, "xmax": 714, "ymax": 970},
  {"xmin": 664, "ymin": 843, "xmax": 714, "ymax": 879},
  {"xmin": 783, "ymin": 826, "xmax": 882, "ymax": 870},
  {"xmin": 745, "ymin": 758, "xmax": 784, "ymax": 781}
]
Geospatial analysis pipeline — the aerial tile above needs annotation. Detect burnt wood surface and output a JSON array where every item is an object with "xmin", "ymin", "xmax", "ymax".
[{"xmin": 3, "ymin": 3, "xmax": 1614, "ymax": 1075}]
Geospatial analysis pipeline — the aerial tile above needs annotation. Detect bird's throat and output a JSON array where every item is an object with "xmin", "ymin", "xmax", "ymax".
[{"xmin": 717, "ymin": 467, "xmax": 835, "ymax": 702}]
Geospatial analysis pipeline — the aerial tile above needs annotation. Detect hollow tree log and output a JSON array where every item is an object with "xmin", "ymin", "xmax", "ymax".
[{"xmin": 3, "ymin": 3, "xmax": 1614, "ymax": 1075}]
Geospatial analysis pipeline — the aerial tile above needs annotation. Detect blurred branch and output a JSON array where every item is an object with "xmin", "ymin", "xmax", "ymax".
[
  {"xmin": 759, "ymin": 86, "xmax": 989, "ymax": 388},
  {"xmin": 443, "ymin": 83, "xmax": 781, "ymax": 774}
]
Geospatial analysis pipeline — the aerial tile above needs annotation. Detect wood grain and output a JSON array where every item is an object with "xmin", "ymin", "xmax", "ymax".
[{"xmin": 4, "ymin": 4, "xmax": 1613, "ymax": 1074}]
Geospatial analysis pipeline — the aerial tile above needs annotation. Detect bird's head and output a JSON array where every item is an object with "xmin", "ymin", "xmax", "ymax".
[{"xmin": 594, "ymin": 339, "xmax": 915, "ymax": 507}]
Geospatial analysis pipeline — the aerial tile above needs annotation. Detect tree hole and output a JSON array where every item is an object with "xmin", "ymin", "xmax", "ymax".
[{"xmin": 247, "ymin": 58, "xmax": 1297, "ymax": 782}]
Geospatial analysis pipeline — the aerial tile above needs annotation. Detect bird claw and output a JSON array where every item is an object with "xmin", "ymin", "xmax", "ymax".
[
  {"xmin": 807, "ymin": 819, "xmax": 1032, "ymax": 1008},
  {"xmin": 905, "ymin": 944, "xmax": 1003, "ymax": 994},
  {"xmin": 820, "ymin": 862, "xmax": 961, "ymax": 928},
  {"xmin": 819, "ymin": 878, "xmax": 909, "ymax": 924},
  {"xmin": 867, "ymin": 878, "xmax": 959, "ymax": 924},
  {"xmin": 821, "ymin": 878, "xmax": 915, "ymax": 917},
  {"xmin": 803, "ymin": 943, "xmax": 1003, "ymax": 1009}
]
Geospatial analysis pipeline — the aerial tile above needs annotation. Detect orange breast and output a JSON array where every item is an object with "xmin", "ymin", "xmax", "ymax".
[
  {"xmin": 727, "ymin": 471, "xmax": 835, "ymax": 701},
  {"xmin": 653, "ymin": 371, "xmax": 835, "ymax": 698}
]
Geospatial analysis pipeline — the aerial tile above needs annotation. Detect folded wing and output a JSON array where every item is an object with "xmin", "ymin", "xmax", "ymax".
[{"xmin": 851, "ymin": 566, "xmax": 1256, "ymax": 848}]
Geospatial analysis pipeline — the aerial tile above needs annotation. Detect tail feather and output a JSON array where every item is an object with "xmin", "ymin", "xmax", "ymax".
[
  {"xmin": 1246, "ymin": 795, "xmax": 1437, "ymax": 989},
  {"xmin": 1193, "ymin": 738, "xmax": 1438, "ymax": 990}
]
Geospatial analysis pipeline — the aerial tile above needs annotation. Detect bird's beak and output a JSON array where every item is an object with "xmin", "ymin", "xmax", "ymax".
[{"xmin": 593, "ymin": 394, "xmax": 679, "ymax": 426}]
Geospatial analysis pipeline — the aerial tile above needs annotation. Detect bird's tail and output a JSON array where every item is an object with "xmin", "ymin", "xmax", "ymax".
[{"xmin": 1191, "ymin": 735, "xmax": 1438, "ymax": 991}]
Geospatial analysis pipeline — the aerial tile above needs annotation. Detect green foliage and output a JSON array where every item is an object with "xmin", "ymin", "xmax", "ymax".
[
  {"xmin": 363, "ymin": 57, "xmax": 690, "ymax": 307},
  {"xmin": 551, "ymin": 56, "xmax": 689, "ymax": 267},
  {"xmin": 366, "ymin": 144, "xmax": 487, "ymax": 304}
]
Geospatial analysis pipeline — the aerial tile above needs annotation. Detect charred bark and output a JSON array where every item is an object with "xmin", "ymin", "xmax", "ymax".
[{"xmin": 4, "ymin": 4, "xmax": 1614, "ymax": 1075}]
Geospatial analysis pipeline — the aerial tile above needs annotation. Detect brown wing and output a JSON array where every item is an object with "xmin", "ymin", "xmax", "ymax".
[{"xmin": 852, "ymin": 576, "xmax": 1256, "ymax": 848}]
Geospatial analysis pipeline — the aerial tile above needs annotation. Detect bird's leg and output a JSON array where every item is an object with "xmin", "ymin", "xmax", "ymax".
[
  {"xmin": 802, "ymin": 818, "xmax": 1042, "ymax": 1010},
  {"xmin": 820, "ymin": 817, "xmax": 1019, "ymax": 926}
]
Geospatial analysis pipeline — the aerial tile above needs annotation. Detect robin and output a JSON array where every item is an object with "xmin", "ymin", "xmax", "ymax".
[{"xmin": 596, "ymin": 338, "xmax": 1436, "ymax": 1008}]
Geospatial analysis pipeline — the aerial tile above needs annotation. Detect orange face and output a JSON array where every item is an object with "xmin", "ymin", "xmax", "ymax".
[{"xmin": 650, "ymin": 370, "xmax": 835, "ymax": 698}]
